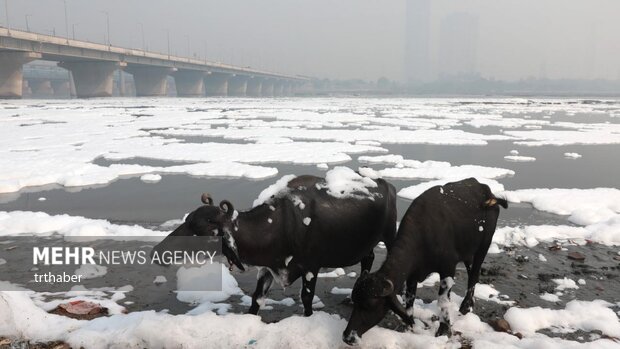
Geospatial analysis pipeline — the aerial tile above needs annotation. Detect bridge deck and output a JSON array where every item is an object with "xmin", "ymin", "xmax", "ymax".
[{"xmin": 0, "ymin": 27, "xmax": 305, "ymax": 81}]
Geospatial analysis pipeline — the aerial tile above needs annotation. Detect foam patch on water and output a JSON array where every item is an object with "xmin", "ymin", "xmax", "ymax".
[
  {"xmin": 500, "ymin": 188, "xmax": 620, "ymax": 245},
  {"xmin": 0, "ymin": 211, "xmax": 166, "ymax": 237},
  {"xmin": 175, "ymin": 263, "xmax": 243, "ymax": 305},
  {"xmin": 1, "ymin": 98, "xmax": 619, "ymax": 196},
  {"xmin": 359, "ymin": 154, "xmax": 513, "ymax": 184},
  {"xmin": 74, "ymin": 264, "xmax": 108, "ymax": 279},
  {"xmin": 318, "ymin": 268, "xmax": 346, "ymax": 278},
  {"xmin": 502, "ymin": 188, "xmax": 620, "ymax": 225},
  {"xmin": 504, "ymin": 155, "xmax": 536, "ymax": 162},
  {"xmin": 139, "ymin": 174, "xmax": 162, "ymax": 183}
]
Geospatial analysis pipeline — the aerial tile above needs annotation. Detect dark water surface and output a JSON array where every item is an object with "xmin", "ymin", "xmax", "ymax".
[{"xmin": 1, "ymin": 141, "xmax": 617, "ymax": 226}]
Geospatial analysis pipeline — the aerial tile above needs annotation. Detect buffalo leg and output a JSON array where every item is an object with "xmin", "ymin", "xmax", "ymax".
[
  {"xmin": 360, "ymin": 251, "xmax": 374, "ymax": 274},
  {"xmin": 460, "ymin": 233, "xmax": 493, "ymax": 315},
  {"xmin": 301, "ymin": 268, "xmax": 319, "ymax": 316},
  {"xmin": 388, "ymin": 294, "xmax": 414, "ymax": 326},
  {"xmin": 459, "ymin": 251, "xmax": 486, "ymax": 314},
  {"xmin": 248, "ymin": 269, "xmax": 274, "ymax": 315},
  {"xmin": 405, "ymin": 277, "xmax": 417, "ymax": 317},
  {"xmin": 435, "ymin": 275, "xmax": 455, "ymax": 337},
  {"xmin": 459, "ymin": 262, "xmax": 475, "ymax": 315}
]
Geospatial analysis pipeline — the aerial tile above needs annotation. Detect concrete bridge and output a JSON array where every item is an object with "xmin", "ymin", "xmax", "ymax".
[{"xmin": 0, "ymin": 27, "xmax": 309, "ymax": 98}]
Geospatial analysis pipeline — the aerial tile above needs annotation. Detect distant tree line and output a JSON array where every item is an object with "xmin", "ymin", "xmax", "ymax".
[{"xmin": 309, "ymin": 75, "xmax": 620, "ymax": 97}]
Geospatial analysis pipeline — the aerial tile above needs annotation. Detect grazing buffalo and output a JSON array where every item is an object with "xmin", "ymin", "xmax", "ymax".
[
  {"xmin": 152, "ymin": 168, "xmax": 397, "ymax": 317},
  {"xmin": 342, "ymin": 178, "xmax": 507, "ymax": 345}
]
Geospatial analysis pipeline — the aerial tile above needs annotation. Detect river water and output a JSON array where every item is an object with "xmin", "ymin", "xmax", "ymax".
[{"xmin": 1, "ymin": 97, "xmax": 619, "ymax": 342}]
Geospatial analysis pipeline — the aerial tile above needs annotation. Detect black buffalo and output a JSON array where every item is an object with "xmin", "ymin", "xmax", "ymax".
[
  {"xmin": 152, "ymin": 172, "xmax": 397, "ymax": 317},
  {"xmin": 342, "ymin": 178, "xmax": 507, "ymax": 345}
]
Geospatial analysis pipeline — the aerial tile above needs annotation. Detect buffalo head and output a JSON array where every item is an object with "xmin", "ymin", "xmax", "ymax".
[
  {"xmin": 151, "ymin": 193, "xmax": 245, "ymax": 271},
  {"xmin": 343, "ymin": 271, "xmax": 410, "ymax": 345}
]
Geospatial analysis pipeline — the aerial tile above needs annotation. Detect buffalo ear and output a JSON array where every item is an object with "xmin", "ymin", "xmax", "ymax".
[
  {"xmin": 379, "ymin": 278, "xmax": 394, "ymax": 297},
  {"xmin": 201, "ymin": 193, "xmax": 214, "ymax": 205},
  {"xmin": 219, "ymin": 200, "xmax": 234, "ymax": 217}
]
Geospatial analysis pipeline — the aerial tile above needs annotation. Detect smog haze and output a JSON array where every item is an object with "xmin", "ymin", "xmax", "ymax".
[{"xmin": 4, "ymin": 0, "xmax": 620, "ymax": 81}]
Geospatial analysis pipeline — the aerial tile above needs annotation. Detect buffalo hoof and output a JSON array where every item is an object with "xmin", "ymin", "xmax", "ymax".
[
  {"xmin": 459, "ymin": 306, "xmax": 473, "ymax": 315},
  {"xmin": 435, "ymin": 323, "xmax": 451, "ymax": 337},
  {"xmin": 459, "ymin": 303, "xmax": 473, "ymax": 315},
  {"xmin": 304, "ymin": 309, "xmax": 313, "ymax": 317},
  {"xmin": 248, "ymin": 305, "xmax": 259, "ymax": 315},
  {"xmin": 404, "ymin": 315, "xmax": 414, "ymax": 327}
]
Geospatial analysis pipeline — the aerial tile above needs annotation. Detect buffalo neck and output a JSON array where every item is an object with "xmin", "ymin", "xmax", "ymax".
[
  {"xmin": 229, "ymin": 204, "xmax": 280, "ymax": 266},
  {"xmin": 377, "ymin": 218, "xmax": 422, "ymax": 287}
]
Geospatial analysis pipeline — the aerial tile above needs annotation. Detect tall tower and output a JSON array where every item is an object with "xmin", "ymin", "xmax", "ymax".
[
  {"xmin": 404, "ymin": 0, "xmax": 432, "ymax": 84},
  {"xmin": 437, "ymin": 12, "xmax": 479, "ymax": 78}
]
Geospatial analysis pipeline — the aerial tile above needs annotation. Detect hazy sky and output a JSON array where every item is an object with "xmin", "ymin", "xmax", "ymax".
[{"xmin": 3, "ymin": 0, "xmax": 620, "ymax": 81}]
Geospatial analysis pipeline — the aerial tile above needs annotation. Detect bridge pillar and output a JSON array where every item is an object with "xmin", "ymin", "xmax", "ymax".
[
  {"xmin": 29, "ymin": 79, "xmax": 55, "ymax": 98},
  {"xmin": 261, "ymin": 79, "xmax": 275, "ymax": 97},
  {"xmin": 273, "ymin": 80, "xmax": 285, "ymax": 97},
  {"xmin": 59, "ymin": 61, "xmax": 125, "ymax": 98},
  {"xmin": 126, "ymin": 66, "xmax": 176, "ymax": 97},
  {"xmin": 22, "ymin": 79, "xmax": 32, "ymax": 97},
  {"xmin": 174, "ymin": 70, "xmax": 206, "ymax": 97},
  {"xmin": 282, "ymin": 82, "xmax": 293, "ymax": 96},
  {"xmin": 246, "ymin": 77, "xmax": 262, "ymax": 97},
  {"xmin": 228, "ymin": 75, "xmax": 248, "ymax": 97},
  {"xmin": 204, "ymin": 72, "xmax": 229, "ymax": 96},
  {"xmin": 0, "ymin": 52, "xmax": 41, "ymax": 99}
]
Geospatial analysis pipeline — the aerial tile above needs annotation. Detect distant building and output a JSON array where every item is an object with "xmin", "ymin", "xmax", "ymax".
[
  {"xmin": 437, "ymin": 12, "xmax": 479, "ymax": 78},
  {"xmin": 404, "ymin": 0, "xmax": 432, "ymax": 84}
]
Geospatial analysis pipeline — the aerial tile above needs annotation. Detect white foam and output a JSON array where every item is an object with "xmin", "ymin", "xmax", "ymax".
[
  {"xmin": 507, "ymin": 129, "xmax": 620, "ymax": 146},
  {"xmin": 564, "ymin": 152, "xmax": 582, "ymax": 159},
  {"xmin": 139, "ymin": 174, "xmax": 162, "ymax": 183},
  {"xmin": 553, "ymin": 278, "xmax": 579, "ymax": 291},
  {"xmin": 317, "ymin": 166, "xmax": 378, "ymax": 200},
  {"xmin": 0, "ymin": 211, "xmax": 166, "ymax": 237},
  {"xmin": 0, "ymin": 283, "xmax": 617, "ymax": 348},
  {"xmin": 505, "ymin": 300, "xmax": 620, "ymax": 338},
  {"xmin": 175, "ymin": 263, "xmax": 243, "ymax": 305},
  {"xmin": 153, "ymin": 276, "xmax": 167, "ymax": 284},
  {"xmin": 540, "ymin": 293, "xmax": 561, "ymax": 303},
  {"xmin": 474, "ymin": 284, "xmax": 514, "ymax": 306},
  {"xmin": 504, "ymin": 155, "xmax": 536, "ymax": 162},
  {"xmin": 502, "ymin": 188, "xmax": 620, "ymax": 225},
  {"xmin": 330, "ymin": 287, "xmax": 352, "ymax": 295},
  {"xmin": 252, "ymin": 174, "xmax": 297, "ymax": 207},
  {"xmin": 2, "ymin": 98, "xmax": 618, "ymax": 196},
  {"xmin": 317, "ymin": 268, "xmax": 346, "ymax": 278},
  {"xmin": 74, "ymin": 264, "xmax": 108, "ymax": 279},
  {"xmin": 500, "ymin": 188, "xmax": 620, "ymax": 246}
]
